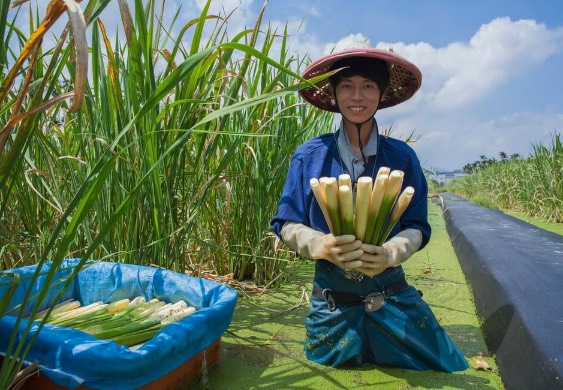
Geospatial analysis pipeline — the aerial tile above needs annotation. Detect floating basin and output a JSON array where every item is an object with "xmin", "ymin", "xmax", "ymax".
[{"xmin": 0, "ymin": 259, "xmax": 238, "ymax": 389}]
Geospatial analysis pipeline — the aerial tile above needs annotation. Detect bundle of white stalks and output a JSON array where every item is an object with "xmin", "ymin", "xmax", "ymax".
[
  {"xmin": 310, "ymin": 167, "xmax": 415, "ymax": 246},
  {"xmin": 33, "ymin": 296, "xmax": 196, "ymax": 348}
]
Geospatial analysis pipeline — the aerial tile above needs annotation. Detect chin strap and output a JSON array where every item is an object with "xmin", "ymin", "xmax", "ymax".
[
  {"xmin": 356, "ymin": 123, "xmax": 368, "ymax": 165},
  {"xmin": 351, "ymin": 115, "xmax": 376, "ymax": 165}
]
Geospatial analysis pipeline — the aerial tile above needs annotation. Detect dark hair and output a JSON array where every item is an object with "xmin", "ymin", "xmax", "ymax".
[{"xmin": 330, "ymin": 57, "xmax": 390, "ymax": 94}]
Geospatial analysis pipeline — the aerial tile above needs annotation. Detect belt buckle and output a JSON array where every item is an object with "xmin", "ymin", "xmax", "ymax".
[{"xmin": 363, "ymin": 292, "xmax": 385, "ymax": 312}]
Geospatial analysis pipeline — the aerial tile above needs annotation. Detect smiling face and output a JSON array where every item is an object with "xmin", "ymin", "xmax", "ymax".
[{"xmin": 334, "ymin": 75, "xmax": 381, "ymax": 126}]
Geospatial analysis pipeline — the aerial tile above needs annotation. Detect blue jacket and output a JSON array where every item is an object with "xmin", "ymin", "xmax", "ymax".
[{"xmin": 271, "ymin": 131, "xmax": 431, "ymax": 288}]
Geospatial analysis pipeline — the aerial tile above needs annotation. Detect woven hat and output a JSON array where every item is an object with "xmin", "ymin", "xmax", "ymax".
[{"xmin": 299, "ymin": 47, "xmax": 422, "ymax": 112}]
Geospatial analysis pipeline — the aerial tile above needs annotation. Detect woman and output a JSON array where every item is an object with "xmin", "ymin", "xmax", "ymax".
[{"xmin": 270, "ymin": 46, "xmax": 468, "ymax": 372}]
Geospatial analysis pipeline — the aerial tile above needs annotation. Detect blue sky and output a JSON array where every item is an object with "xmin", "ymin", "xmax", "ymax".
[
  {"xmin": 255, "ymin": 0, "xmax": 563, "ymax": 170},
  {"xmin": 12, "ymin": 0, "xmax": 563, "ymax": 171}
]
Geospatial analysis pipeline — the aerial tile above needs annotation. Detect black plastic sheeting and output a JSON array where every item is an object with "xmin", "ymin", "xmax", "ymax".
[{"xmin": 440, "ymin": 194, "xmax": 563, "ymax": 390}]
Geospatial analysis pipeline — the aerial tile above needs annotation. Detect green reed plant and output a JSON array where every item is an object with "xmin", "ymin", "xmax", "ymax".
[
  {"xmin": 2, "ymin": 0, "xmax": 328, "ymax": 272},
  {"xmin": 530, "ymin": 133, "xmax": 563, "ymax": 221},
  {"xmin": 1, "ymin": 0, "xmax": 95, "ymax": 386},
  {"xmin": 447, "ymin": 132, "xmax": 562, "ymax": 222},
  {"xmin": 1, "ymin": 0, "xmax": 331, "ymax": 386},
  {"xmin": 192, "ymin": 26, "xmax": 334, "ymax": 284}
]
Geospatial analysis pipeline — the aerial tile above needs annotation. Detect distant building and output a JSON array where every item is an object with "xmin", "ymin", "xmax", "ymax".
[{"xmin": 426, "ymin": 170, "xmax": 467, "ymax": 185}]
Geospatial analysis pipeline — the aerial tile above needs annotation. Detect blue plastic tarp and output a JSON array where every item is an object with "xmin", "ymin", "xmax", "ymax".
[{"xmin": 0, "ymin": 259, "xmax": 238, "ymax": 389}]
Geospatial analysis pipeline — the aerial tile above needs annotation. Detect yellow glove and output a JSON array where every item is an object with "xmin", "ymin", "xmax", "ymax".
[
  {"xmin": 281, "ymin": 222, "xmax": 364, "ymax": 269},
  {"xmin": 355, "ymin": 228, "xmax": 423, "ymax": 277}
]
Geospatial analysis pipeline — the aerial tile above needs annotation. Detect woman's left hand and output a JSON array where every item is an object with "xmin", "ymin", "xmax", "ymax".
[
  {"xmin": 356, "ymin": 229, "xmax": 423, "ymax": 277},
  {"xmin": 355, "ymin": 243, "xmax": 394, "ymax": 277}
]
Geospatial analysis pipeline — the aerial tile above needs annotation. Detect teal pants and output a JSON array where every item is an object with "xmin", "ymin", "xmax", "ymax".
[{"xmin": 304, "ymin": 285, "xmax": 469, "ymax": 372}]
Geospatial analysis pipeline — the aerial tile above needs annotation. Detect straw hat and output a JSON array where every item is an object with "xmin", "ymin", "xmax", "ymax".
[{"xmin": 299, "ymin": 46, "xmax": 422, "ymax": 112}]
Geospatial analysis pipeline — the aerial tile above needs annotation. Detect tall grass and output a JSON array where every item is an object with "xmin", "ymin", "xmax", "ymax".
[
  {"xmin": 0, "ymin": 0, "xmax": 332, "ymax": 386},
  {"xmin": 446, "ymin": 132, "xmax": 563, "ymax": 222},
  {"xmin": 1, "ymin": 1, "xmax": 330, "ymax": 274},
  {"xmin": 192, "ymin": 27, "xmax": 334, "ymax": 284}
]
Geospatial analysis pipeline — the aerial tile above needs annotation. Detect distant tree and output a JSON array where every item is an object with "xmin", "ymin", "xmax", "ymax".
[
  {"xmin": 463, "ymin": 154, "xmax": 499, "ymax": 173},
  {"xmin": 462, "ymin": 163, "xmax": 475, "ymax": 174},
  {"xmin": 462, "ymin": 151, "xmax": 523, "ymax": 174},
  {"xmin": 476, "ymin": 155, "xmax": 496, "ymax": 171}
]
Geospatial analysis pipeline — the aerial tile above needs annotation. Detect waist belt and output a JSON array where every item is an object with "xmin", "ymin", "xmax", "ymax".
[{"xmin": 312, "ymin": 278, "xmax": 411, "ymax": 312}]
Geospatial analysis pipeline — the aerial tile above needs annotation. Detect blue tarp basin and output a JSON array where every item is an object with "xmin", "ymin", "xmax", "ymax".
[{"xmin": 0, "ymin": 259, "xmax": 238, "ymax": 389}]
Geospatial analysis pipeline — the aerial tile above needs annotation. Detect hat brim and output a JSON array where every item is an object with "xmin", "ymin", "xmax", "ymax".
[{"xmin": 299, "ymin": 48, "xmax": 422, "ymax": 112}]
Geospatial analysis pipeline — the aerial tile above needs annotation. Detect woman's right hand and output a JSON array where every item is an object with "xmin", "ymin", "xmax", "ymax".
[
  {"xmin": 309, "ymin": 234, "xmax": 364, "ymax": 269},
  {"xmin": 281, "ymin": 222, "xmax": 364, "ymax": 268}
]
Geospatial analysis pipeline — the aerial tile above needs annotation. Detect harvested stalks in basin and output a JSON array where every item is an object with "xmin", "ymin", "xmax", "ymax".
[{"xmin": 33, "ymin": 297, "xmax": 196, "ymax": 348}]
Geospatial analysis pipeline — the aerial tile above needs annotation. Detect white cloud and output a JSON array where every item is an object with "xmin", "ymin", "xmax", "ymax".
[
  {"xmin": 347, "ymin": 17, "xmax": 563, "ymax": 169},
  {"xmin": 285, "ymin": 16, "xmax": 563, "ymax": 113},
  {"xmin": 281, "ymin": 16, "xmax": 563, "ymax": 170},
  {"xmin": 407, "ymin": 110, "xmax": 562, "ymax": 170},
  {"xmin": 325, "ymin": 34, "xmax": 371, "ymax": 54},
  {"xmin": 377, "ymin": 17, "xmax": 563, "ymax": 111},
  {"xmin": 306, "ymin": 6, "xmax": 321, "ymax": 17},
  {"xmin": 194, "ymin": 0, "xmax": 253, "ymax": 15}
]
